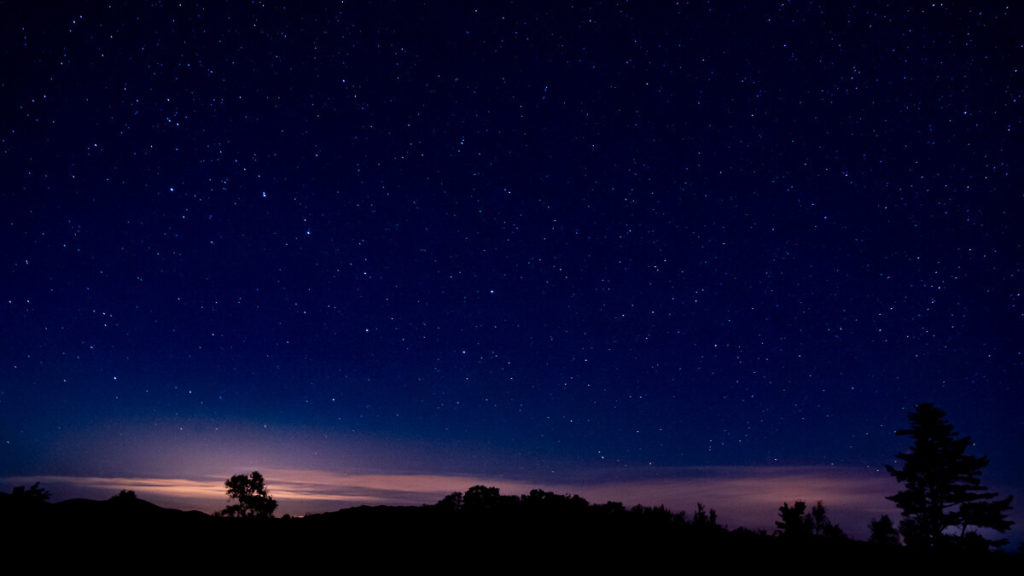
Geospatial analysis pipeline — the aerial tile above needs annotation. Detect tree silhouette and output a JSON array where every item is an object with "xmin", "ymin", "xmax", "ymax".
[
  {"xmin": 809, "ymin": 501, "xmax": 845, "ymax": 539},
  {"xmin": 886, "ymin": 403, "xmax": 1013, "ymax": 549},
  {"xmin": 0, "ymin": 482, "xmax": 51, "ymax": 515},
  {"xmin": 10, "ymin": 483, "xmax": 51, "ymax": 503},
  {"xmin": 693, "ymin": 502, "xmax": 718, "ymax": 529},
  {"xmin": 868, "ymin": 515, "xmax": 901, "ymax": 547},
  {"xmin": 774, "ymin": 500, "xmax": 844, "ymax": 540},
  {"xmin": 437, "ymin": 491, "xmax": 463, "ymax": 512},
  {"xmin": 222, "ymin": 471, "xmax": 278, "ymax": 518},
  {"xmin": 462, "ymin": 485, "xmax": 502, "ymax": 513},
  {"xmin": 775, "ymin": 501, "xmax": 812, "ymax": 539}
]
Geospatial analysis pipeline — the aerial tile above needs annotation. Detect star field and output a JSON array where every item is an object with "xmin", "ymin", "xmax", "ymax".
[{"xmin": 1, "ymin": 2, "xmax": 1022, "ymax": 521}]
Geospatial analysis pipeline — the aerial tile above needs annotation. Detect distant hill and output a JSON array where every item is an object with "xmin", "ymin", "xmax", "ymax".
[{"xmin": 2, "ymin": 486, "xmax": 1019, "ymax": 571}]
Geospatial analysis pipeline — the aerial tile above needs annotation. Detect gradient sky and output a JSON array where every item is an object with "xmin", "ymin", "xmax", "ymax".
[{"xmin": 2, "ymin": 1, "xmax": 1022, "ymax": 540}]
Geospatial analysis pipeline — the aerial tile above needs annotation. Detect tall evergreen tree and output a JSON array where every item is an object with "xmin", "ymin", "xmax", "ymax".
[{"xmin": 886, "ymin": 403, "xmax": 1013, "ymax": 549}]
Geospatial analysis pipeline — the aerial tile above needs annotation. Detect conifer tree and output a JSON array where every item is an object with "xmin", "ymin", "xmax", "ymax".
[{"xmin": 886, "ymin": 403, "xmax": 1012, "ymax": 549}]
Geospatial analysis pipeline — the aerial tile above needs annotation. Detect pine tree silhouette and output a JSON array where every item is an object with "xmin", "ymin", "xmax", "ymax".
[{"xmin": 886, "ymin": 403, "xmax": 1012, "ymax": 549}]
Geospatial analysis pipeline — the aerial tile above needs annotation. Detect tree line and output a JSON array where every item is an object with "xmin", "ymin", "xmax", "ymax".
[{"xmin": 2, "ymin": 403, "xmax": 1014, "ymax": 555}]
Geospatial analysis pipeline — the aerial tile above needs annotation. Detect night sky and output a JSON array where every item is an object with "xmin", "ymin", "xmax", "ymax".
[{"xmin": 2, "ymin": 2, "xmax": 1022, "ymax": 537}]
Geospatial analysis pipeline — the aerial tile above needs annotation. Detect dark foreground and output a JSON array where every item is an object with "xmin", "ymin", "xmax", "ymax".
[{"xmin": 3, "ymin": 494, "xmax": 1020, "ymax": 572}]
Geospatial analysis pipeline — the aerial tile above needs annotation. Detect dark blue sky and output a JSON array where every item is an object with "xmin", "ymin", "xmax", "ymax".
[{"xmin": 1, "ymin": 1, "xmax": 1021, "ymax": 532}]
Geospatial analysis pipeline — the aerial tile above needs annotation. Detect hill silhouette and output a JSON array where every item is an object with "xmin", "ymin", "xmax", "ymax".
[{"xmin": 2, "ymin": 485, "xmax": 1019, "ymax": 571}]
